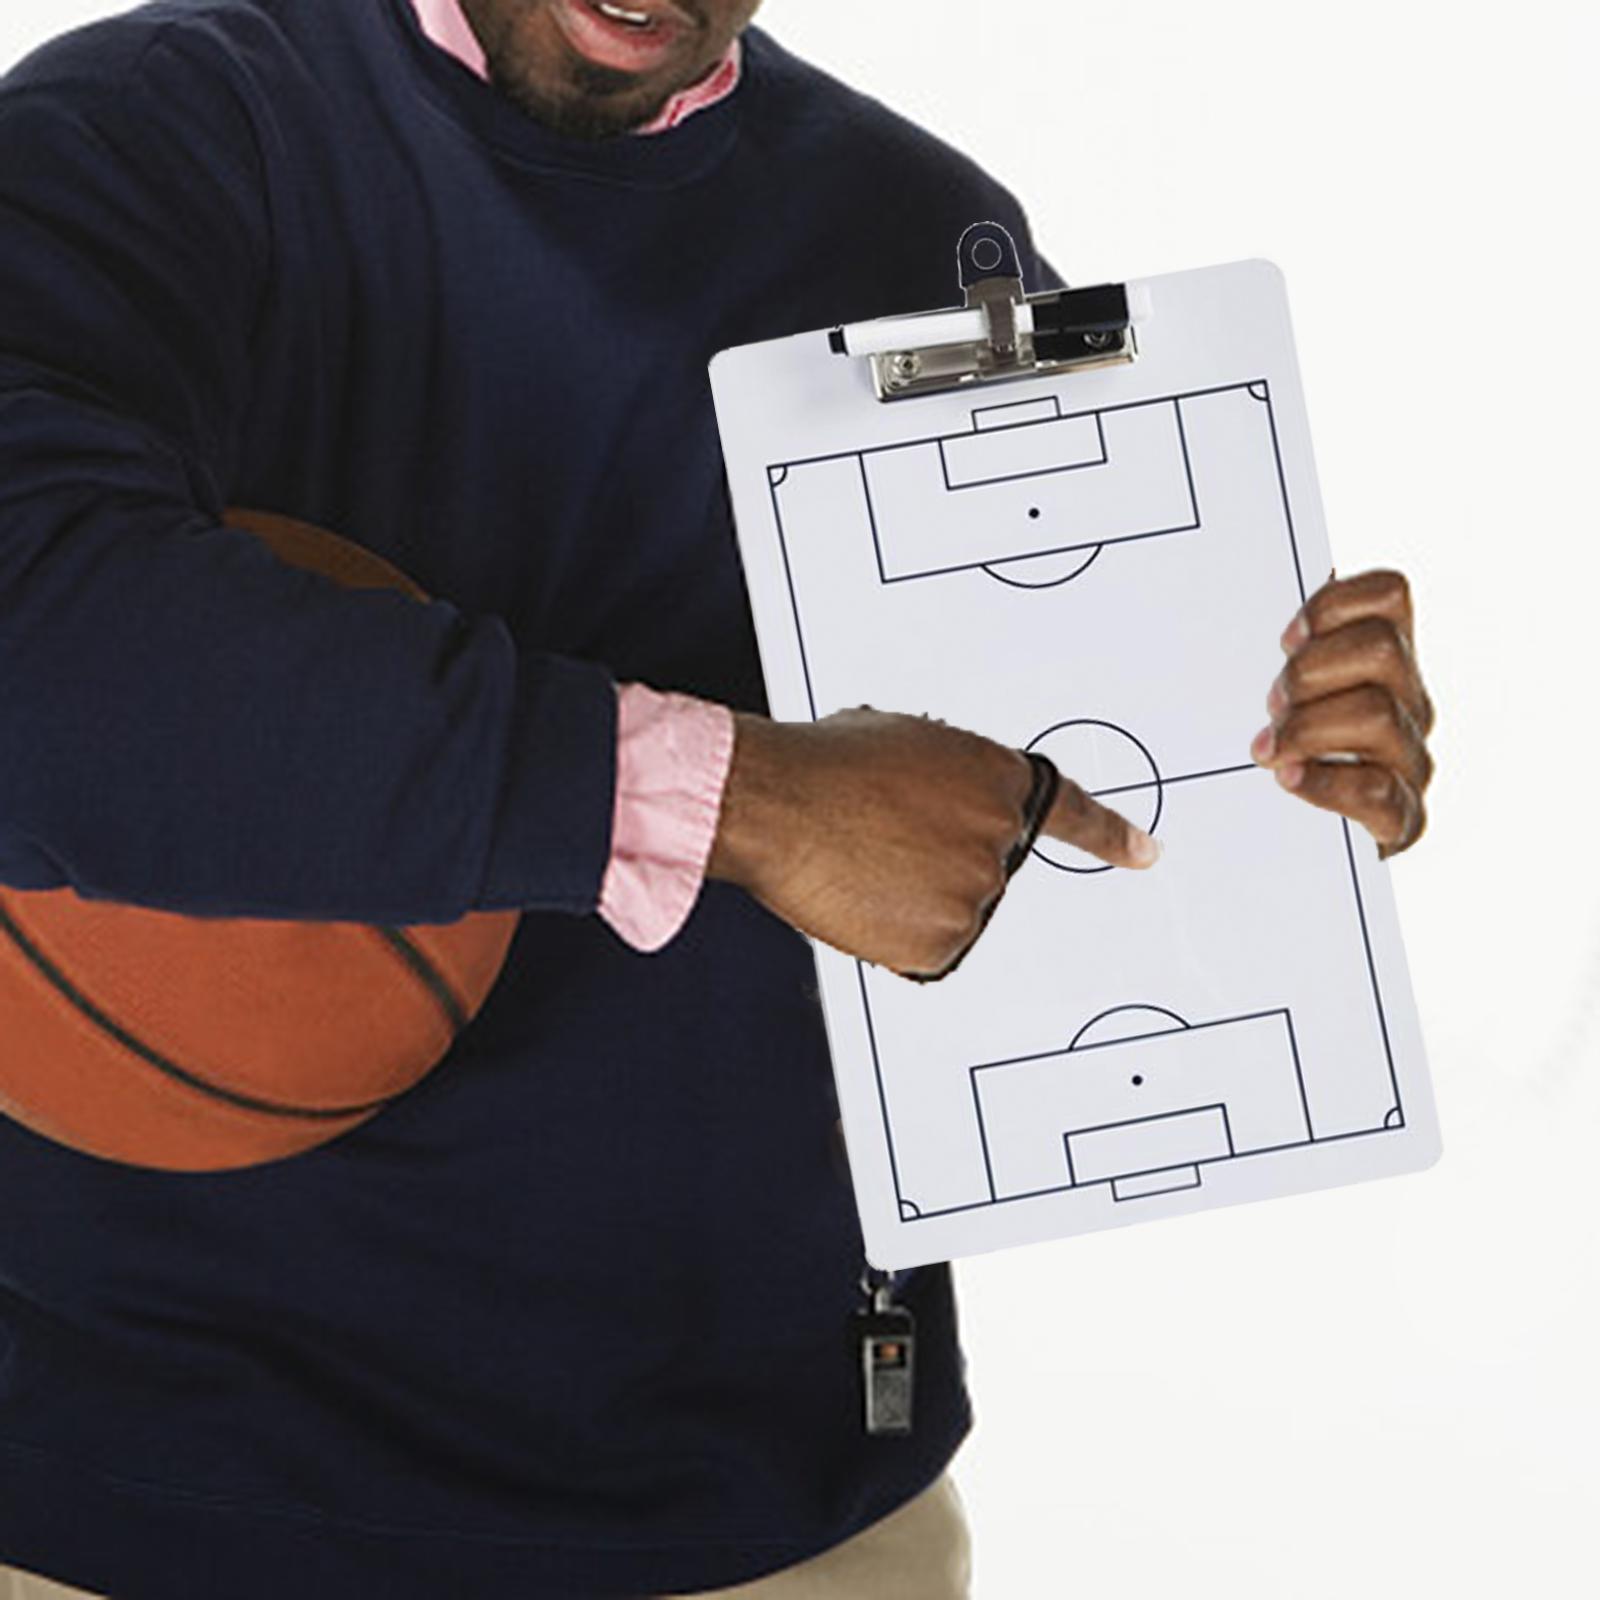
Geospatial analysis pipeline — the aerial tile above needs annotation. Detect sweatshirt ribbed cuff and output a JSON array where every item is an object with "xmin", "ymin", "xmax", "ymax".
[{"xmin": 474, "ymin": 644, "xmax": 619, "ymax": 914}]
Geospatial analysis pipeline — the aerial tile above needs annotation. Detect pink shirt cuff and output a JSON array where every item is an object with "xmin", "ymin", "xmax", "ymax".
[{"xmin": 597, "ymin": 682, "xmax": 736, "ymax": 953}]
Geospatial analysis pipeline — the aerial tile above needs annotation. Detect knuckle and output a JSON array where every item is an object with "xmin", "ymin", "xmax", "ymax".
[
  {"xmin": 1359, "ymin": 763, "xmax": 1397, "ymax": 809},
  {"xmin": 938, "ymin": 895, "xmax": 976, "ymax": 943},
  {"xmin": 1004, "ymin": 763, "xmax": 1034, "ymax": 821},
  {"xmin": 1393, "ymin": 779, "xmax": 1423, "ymax": 846},
  {"xmin": 963, "ymin": 854, "xmax": 1002, "ymax": 903},
  {"xmin": 1417, "ymin": 741, "xmax": 1436, "ymax": 789},
  {"xmin": 915, "ymin": 930, "xmax": 956, "ymax": 975},
  {"xmin": 1280, "ymin": 650, "xmax": 1307, "ymax": 697},
  {"xmin": 932, "ymin": 931, "xmax": 973, "ymax": 975},
  {"xmin": 1387, "ymin": 791, "xmax": 1417, "ymax": 850},
  {"xmin": 1001, "ymin": 743, "xmax": 1034, "ymax": 790},
  {"xmin": 1366, "ymin": 614, "xmax": 1405, "ymax": 664},
  {"xmin": 1387, "ymin": 570, "xmax": 1416, "ymax": 632},
  {"xmin": 1358, "ymin": 681, "xmax": 1399, "ymax": 723}
]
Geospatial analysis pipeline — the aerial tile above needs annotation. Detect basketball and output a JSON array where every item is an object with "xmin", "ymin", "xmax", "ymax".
[{"xmin": 0, "ymin": 509, "xmax": 520, "ymax": 1172}]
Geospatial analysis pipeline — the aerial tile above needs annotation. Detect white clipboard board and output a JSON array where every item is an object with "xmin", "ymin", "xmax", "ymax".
[{"xmin": 708, "ymin": 227, "xmax": 1441, "ymax": 1270}]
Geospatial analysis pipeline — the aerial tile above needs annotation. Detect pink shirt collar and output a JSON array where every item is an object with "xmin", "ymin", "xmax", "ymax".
[{"xmin": 409, "ymin": 1, "xmax": 742, "ymax": 134}]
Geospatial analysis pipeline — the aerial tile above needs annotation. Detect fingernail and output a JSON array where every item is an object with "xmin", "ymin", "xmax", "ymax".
[
  {"xmin": 1281, "ymin": 613, "xmax": 1309, "ymax": 652},
  {"xmin": 1130, "ymin": 830, "xmax": 1162, "ymax": 866},
  {"xmin": 1251, "ymin": 725, "xmax": 1275, "ymax": 762},
  {"xmin": 1276, "ymin": 761, "xmax": 1305, "ymax": 789},
  {"xmin": 1267, "ymin": 672, "xmax": 1288, "ymax": 717}
]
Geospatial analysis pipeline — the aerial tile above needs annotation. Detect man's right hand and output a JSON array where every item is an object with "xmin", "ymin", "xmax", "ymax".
[{"xmin": 705, "ymin": 706, "xmax": 1162, "ymax": 981}]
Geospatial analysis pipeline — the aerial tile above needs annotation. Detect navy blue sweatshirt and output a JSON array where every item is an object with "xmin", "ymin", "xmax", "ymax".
[{"xmin": 0, "ymin": 2, "xmax": 1061, "ymax": 1593}]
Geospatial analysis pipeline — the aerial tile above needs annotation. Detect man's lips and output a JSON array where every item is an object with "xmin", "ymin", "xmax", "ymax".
[{"xmin": 548, "ymin": 0, "xmax": 699, "ymax": 74}]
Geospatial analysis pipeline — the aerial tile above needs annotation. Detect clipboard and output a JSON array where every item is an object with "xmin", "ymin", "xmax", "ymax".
[{"xmin": 707, "ymin": 225, "xmax": 1441, "ymax": 1270}]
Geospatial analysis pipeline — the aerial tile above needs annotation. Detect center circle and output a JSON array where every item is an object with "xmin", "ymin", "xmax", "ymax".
[{"xmin": 1024, "ymin": 719, "xmax": 1163, "ymax": 873}]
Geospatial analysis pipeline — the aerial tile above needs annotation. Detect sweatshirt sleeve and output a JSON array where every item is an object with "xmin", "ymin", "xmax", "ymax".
[{"xmin": 0, "ymin": 23, "xmax": 618, "ymax": 927}]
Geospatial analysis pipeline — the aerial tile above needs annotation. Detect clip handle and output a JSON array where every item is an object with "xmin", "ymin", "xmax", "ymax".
[
  {"xmin": 956, "ymin": 221, "xmax": 1024, "ymax": 294},
  {"xmin": 957, "ymin": 222, "xmax": 1029, "ymax": 371}
]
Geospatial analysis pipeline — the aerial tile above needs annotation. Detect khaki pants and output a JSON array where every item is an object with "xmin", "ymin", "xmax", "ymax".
[{"xmin": 0, "ymin": 1469, "xmax": 972, "ymax": 1600}]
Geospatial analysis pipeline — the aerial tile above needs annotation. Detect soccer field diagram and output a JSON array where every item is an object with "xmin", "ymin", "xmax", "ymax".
[{"xmin": 761, "ymin": 378, "xmax": 1411, "ymax": 1228}]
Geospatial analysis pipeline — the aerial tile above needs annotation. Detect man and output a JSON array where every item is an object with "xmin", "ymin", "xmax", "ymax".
[{"xmin": 0, "ymin": 1, "xmax": 1436, "ymax": 1596}]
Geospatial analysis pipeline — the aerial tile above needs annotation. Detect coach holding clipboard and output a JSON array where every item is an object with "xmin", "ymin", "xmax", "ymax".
[{"xmin": 0, "ymin": 2, "xmax": 1437, "ymax": 1596}]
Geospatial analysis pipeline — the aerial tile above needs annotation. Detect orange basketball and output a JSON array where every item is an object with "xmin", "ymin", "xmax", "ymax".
[{"xmin": 0, "ymin": 508, "xmax": 520, "ymax": 1172}]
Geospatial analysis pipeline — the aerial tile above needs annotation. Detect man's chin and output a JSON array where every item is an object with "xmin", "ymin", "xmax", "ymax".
[{"xmin": 487, "ymin": 66, "xmax": 671, "ymax": 139}]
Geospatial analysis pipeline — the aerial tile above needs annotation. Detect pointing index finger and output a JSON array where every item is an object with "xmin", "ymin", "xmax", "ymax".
[{"xmin": 1035, "ymin": 771, "xmax": 1162, "ymax": 870}]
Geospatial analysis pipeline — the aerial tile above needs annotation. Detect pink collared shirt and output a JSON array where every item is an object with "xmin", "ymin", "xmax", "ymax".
[{"xmin": 411, "ymin": 0, "xmax": 741, "ymax": 953}]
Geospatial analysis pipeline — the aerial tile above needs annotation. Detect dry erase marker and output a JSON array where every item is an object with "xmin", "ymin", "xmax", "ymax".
[
  {"xmin": 828, "ymin": 304, "xmax": 1029, "ymax": 358},
  {"xmin": 828, "ymin": 282, "xmax": 1153, "ymax": 359}
]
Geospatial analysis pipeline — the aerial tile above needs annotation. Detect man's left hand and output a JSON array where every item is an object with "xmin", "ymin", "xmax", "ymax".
[{"xmin": 1250, "ymin": 568, "xmax": 1435, "ymax": 860}]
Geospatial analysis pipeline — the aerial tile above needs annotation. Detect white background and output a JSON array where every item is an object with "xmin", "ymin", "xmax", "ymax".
[{"xmin": 3, "ymin": 3, "xmax": 1597, "ymax": 1597}]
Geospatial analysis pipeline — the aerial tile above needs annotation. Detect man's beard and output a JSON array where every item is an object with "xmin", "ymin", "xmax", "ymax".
[{"xmin": 484, "ymin": 48, "xmax": 673, "ymax": 140}]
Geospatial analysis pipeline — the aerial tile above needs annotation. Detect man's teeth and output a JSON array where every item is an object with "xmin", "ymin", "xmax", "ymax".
[{"xmin": 596, "ymin": 1, "xmax": 654, "ymax": 25}]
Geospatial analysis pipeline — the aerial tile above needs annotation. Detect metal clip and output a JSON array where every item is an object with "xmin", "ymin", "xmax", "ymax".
[{"xmin": 868, "ymin": 220, "xmax": 1137, "ymax": 402}]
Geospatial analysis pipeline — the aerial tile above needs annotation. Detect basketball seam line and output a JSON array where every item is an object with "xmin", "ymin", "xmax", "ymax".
[
  {"xmin": 0, "ymin": 899, "xmax": 404, "ymax": 1122},
  {"xmin": 373, "ymin": 927, "xmax": 470, "ymax": 1036}
]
